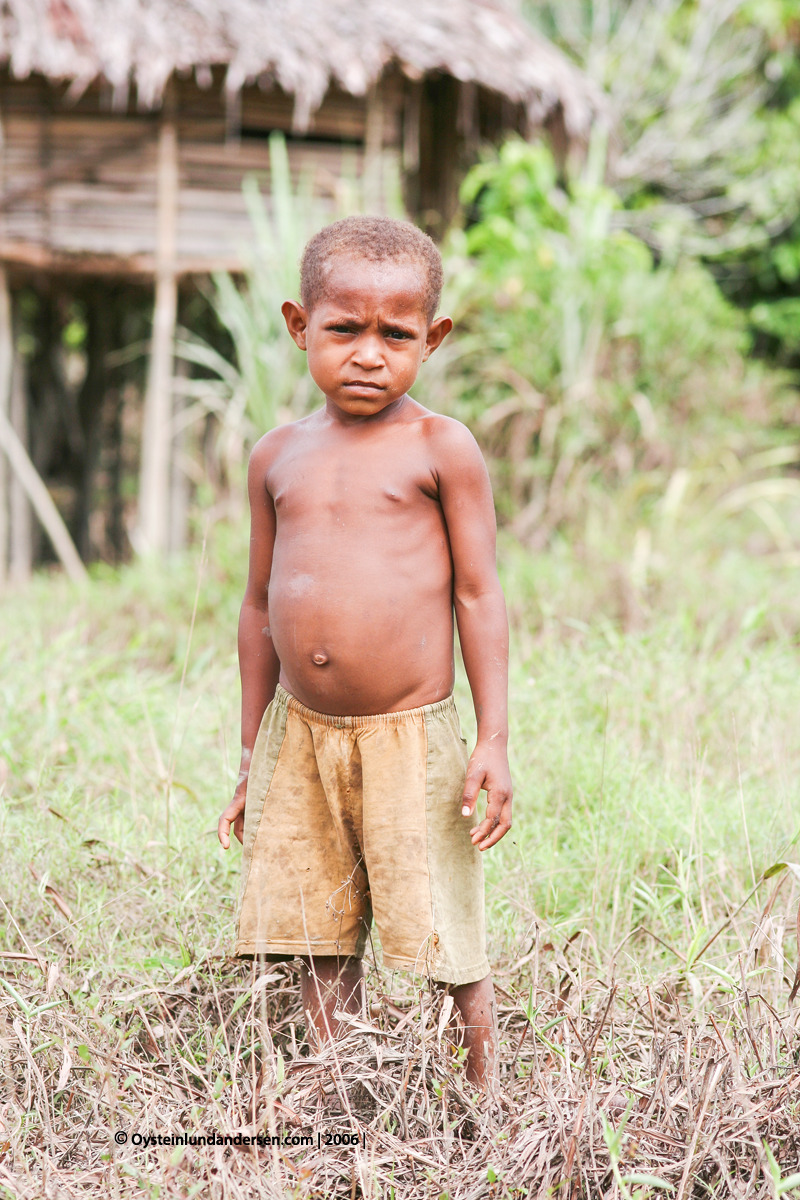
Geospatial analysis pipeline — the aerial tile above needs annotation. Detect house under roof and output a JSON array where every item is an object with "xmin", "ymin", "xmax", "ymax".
[
  {"xmin": 0, "ymin": 0, "xmax": 602, "ymax": 272},
  {"xmin": 2, "ymin": 0, "xmax": 599, "ymax": 131},
  {"xmin": 0, "ymin": 0, "xmax": 602, "ymax": 570}
]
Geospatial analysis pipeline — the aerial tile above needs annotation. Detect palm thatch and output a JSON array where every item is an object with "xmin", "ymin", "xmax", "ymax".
[{"xmin": 0, "ymin": 0, "xmax": 602, "ymax": 134}]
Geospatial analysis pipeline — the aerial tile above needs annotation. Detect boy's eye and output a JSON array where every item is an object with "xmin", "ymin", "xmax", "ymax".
[
  {"xmin": 386, "ymin": 330, "xmax": 411, "ymax": 340},
  {"xmin": 329, "ymin": 324, "xmax": 356, "ymax": 334}
]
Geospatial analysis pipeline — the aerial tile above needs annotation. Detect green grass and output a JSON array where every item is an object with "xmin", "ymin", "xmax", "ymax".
[
  {"xmin": 1, "ymin": 521, "xmax": 798, "ymax": 996},
  {"xmin": 2, "ymin": 520, "xmax": 800, "ymax": 1196}
]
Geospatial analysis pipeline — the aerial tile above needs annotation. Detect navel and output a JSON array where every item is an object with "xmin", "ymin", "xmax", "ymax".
[{"xmin": 312, "ymin": 652, "xmax": 329, "ymax": 666}]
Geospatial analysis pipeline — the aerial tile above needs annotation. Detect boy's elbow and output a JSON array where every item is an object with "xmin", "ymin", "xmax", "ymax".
[
  {"xmin": 241, "ymin": 589, "xmax": 270, "ymax": 616},
  {"xmin": 454, "ymin": 579, "xmax": 505, "ymax": 610}
]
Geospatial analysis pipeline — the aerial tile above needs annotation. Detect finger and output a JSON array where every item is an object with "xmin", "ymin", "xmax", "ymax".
[
  {"xmin": 477, "ymin": 819, "xmax": 510, "ymax": 851},
  {"xmin": 218, "ymin": 814, "xmax": 231, "ymax": 850},
  {"xmin": 461, "ymin": 771, "xmax": 485, "ymax": 818},
  {"xmin": 474, "ymin": 804, "xmax": 511, "ymax": 850},
  {"xmin": 470, "ymin": 817, "xmax": 493, "ymax": 843},
  {"xmin": 470, "ymin": 796, "xmax": 511, "ymax": 842}
]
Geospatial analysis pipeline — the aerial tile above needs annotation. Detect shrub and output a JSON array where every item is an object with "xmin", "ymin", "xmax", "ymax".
[{"xmin": 413, "ymin": 138, "xmax": 785, "ymax": 547}]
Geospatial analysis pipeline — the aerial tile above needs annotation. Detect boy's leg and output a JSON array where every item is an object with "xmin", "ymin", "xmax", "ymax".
[
  {"xmin": 301, "ymin": 956, "xmax": 363, "ymax": 1044},
  {"xmin": 451, "ymin": 974, "xmax": 498, "ymax": 1090}
]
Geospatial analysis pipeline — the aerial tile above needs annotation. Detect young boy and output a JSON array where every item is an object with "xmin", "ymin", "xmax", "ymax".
[{"xmin": 218, "ymin": 216, "xmax": 512, "ymax": 1087}]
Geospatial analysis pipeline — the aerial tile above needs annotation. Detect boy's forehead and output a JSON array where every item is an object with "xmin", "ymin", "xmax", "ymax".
[{"xmin": 317, "ymin": 255, "xmax": 428, "ymax": 312}]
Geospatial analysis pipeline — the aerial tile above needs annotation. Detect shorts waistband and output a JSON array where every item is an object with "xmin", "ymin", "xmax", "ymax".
[{"xmin": 274, "ymin": 683, "xmax": 456, "ymax": 729}]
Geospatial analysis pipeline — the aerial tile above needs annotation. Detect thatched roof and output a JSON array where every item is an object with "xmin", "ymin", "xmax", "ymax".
[{"xmin": 0, "ymin": 0, "xmax": 602, "ymax": 135}]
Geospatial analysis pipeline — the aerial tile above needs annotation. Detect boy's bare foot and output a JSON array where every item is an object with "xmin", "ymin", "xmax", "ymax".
[
  {"xmin": 451, "ymin": 974, "xmax": 499, "ymax": 1091},
  {"xmin": 301, "ymin": 956, "xmax": 363, "ymax": 1045}
]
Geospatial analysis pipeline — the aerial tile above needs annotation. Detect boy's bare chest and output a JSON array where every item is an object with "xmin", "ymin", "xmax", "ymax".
[{"xmin": 267, "ymin": 435, "xmax": 438, "ymax": 524}]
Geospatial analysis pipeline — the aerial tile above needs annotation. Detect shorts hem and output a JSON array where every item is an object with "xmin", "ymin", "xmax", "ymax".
[
  {"xmin": 235, "ymin": 941, "xmax": 363, "ymax": 960},
  {"xmin": 382, "ymin": 953, "xmax": 491, "ymax": 986}
]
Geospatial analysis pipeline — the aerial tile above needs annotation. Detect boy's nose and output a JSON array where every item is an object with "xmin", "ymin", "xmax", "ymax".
[{"xmin": 351, "ymin": 334, "xmax": 384, "ymax": 369}]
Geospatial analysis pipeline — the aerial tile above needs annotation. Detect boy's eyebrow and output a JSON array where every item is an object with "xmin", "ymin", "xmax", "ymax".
[
  {"xmin": 323, "ymin": 311, "xmax": 363, "ymax": 325},
  {"xmin": 381, "ymin": 319, "xmax": 418, "ymax": 335},
  {"xmin": 322, "ymin": 312, "xmax": 420, "ymax": 335}
]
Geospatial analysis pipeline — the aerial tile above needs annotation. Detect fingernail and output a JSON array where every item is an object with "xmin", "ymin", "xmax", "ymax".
[{"xmin": 461, "ymin": 806, "xmax": 470, "ymax": 816}]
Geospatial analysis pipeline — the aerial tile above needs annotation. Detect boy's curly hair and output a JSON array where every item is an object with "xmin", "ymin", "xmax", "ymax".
[{"xmin": 300, "ymin": 216, "xmax": 443, "ymax": 322}]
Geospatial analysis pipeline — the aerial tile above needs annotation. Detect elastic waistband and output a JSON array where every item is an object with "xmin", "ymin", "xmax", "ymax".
[{"xmin": 274, "ymin": 683, "xmax": 456, "ymax": 729}]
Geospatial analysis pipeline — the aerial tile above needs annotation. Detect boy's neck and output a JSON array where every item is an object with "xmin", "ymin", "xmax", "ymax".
[{"xmin": 324, "ymin": 392, "xmax": 410, "ymax": 426}]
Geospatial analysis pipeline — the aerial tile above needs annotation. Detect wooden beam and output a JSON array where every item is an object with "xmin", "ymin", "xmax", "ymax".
[
  {"xmin": 0, "ymin": 126, "xmax": 153, "ymax": 215},
  {"xmin": 363, "ymin": 82, "xmax": 384, "ymax": 214},
  {"xmin": 136, "ymin": 103, "xmax": 179, "ymax": 556},
  {"xmin": 8, "ymin": 343, "xmax": 31, "ymax": 581},
  {"xmin": 0, "ymin": 396, "xmax": 88, "ymax": 584},
  {"xmin": 0, "ymin": 267, "xmax": 9, "ymax": 584},
  {"xmin": 403, "ymin": 81, "xmax": 422, "ymax": 175},
  {"xmin": 0, "ymin": 241, "xmax": 242, "ymax": 279},
  {"xmin": 169, "ymin": 357, "xmax": 190, "ymax": 554},
  {"xmin": 0, "ymin": 103, "xmax": 8, "ymax": 583}
]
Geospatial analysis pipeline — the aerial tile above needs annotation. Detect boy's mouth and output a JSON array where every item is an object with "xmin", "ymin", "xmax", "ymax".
[{"xmin": 344, "ymin": 380, "xmax": 384, "ymax": 390}]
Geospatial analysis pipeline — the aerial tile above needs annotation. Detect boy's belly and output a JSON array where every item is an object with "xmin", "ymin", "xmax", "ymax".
[{"xmin": 268, "ymin": 539, "xmax": 455, "ymax": 716}]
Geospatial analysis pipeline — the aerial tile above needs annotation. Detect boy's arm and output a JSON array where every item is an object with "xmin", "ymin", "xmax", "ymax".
[
  {"xmin": 218, "ymin": 440, "xmax": 281, "ymax": 849},
  {"xmin": 436, "ymin": 420, "xmax": 512, "ymax": 851}
]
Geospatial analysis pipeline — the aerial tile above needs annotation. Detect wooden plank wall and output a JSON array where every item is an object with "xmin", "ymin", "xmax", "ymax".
[{"xmin": 0, "ymin": 72, "xmax": 404, "ymax": 272}]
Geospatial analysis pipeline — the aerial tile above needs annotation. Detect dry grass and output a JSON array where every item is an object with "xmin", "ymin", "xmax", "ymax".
[{"xmin": 2, "ymin": 927, "xmax": 799, "ymax": 1199}]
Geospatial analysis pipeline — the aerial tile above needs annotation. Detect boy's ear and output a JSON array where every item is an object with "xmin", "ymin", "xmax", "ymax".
[
  {"xmin": 422, "ymin": 315, "xmax": 453, "ymax": 362},
  {"xmin": 281, "ymin": 300, "xmax": 309, "ymax": 350}
]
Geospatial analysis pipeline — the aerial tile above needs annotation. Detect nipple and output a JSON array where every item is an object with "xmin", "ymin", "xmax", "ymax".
[{"xmin": 312, "ymin": 652, "xmax": 329, "ymax": 666}]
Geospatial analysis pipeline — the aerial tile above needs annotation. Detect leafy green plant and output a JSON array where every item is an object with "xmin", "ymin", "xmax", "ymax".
[
  {"xmin": 525, "ymin": 0, "xmax": 800, "ymax": 259},
  {"xmin": 416, "ymin": 137, "xmax": 784, "ymax": 551}
]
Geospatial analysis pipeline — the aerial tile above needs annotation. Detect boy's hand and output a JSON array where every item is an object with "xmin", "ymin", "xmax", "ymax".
[
  {"xmin": 218, "ymin": 779, "xmax": 248, "ymax": 849},
  {"xmin": 462, "ymin": 743, "xmax": 513, "ymax": 851}
]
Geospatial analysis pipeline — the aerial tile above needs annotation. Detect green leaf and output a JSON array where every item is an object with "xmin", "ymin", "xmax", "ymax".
[
  {"xmin": 32, "ymin": 1000, "xmax": 63, "ymax": 1017},
  {"xmin": 228, "ymin": 989, "xmax": 253, "ymax": 1019},
  {"xmin": 778, "ymin": 1176, "xmax": 800, "ymax": 1195},
  {"xmin": 701, "ymin": 962, "xmax": 738, "ymax": 989},
  {"xmin": 763, "ymin": 861, "xmax": 800, "ymax": 882},
  {"xmin": 77, "ymin": 1044, "xmax": 91, "ymax": 1063},
  {"xmin": 486, "ymin": 1167, "xmax": 498, "ymax": 1183},
  {"xmin": 621, "ymin": 1174, "xmax": 674, "ymax": 1189},
  {"xmin": 0, "ymin": 977, "xmax": 33, "ymax": 1017},
  {"xmin": 685, "ymin": 923, "xmax": 709, "ymax": 969}
]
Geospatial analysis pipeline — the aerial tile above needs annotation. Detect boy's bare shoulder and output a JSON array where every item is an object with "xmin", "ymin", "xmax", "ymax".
[
  {"xmin": 407, "ymin": 400, "xmax": 486, "ymax": 472},
  {"xmin": 248, "ymin": 412, "xmax": 319, "ymax": 472}
]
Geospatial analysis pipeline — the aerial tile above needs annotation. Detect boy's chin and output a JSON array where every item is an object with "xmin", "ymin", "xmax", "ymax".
[{"xmin": 327, "ymin": 390, "xmax": 404, "ymax": 417}]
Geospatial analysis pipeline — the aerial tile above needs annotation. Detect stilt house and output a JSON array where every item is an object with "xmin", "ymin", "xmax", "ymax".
[{"xmin": 0, "ymin": 0, "xmax": 600, "ymax": 572}]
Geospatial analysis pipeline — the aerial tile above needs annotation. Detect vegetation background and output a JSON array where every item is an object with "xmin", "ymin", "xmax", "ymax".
[{"xmin": 3, "ymin": 2, "xmax": 800, "ymax": 1196}]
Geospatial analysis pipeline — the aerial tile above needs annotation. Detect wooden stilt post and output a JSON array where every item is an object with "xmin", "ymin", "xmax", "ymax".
[
  {"xmin": 364, "ymin": 82, "xmax": 385, "ymax": 214},
  {"xmin": 137, "ymin": 87, "xmax": 178, "ymax": 555},
  {"xmin": 403, "ymin": 81, "xmax": 422, "ymax": 175},
  {"xmin": 0, "ymin": 96, "xmax": 9, "ymax": 585},
  {"xmin": 0, "ymin": 266, "xmax": 10, "ymax": 585},
  {"xmin": 9, "ymin": 342, "xmax": 31, "ymax": 582},
  {"xmin": 0, "ymin": 396, "xmax": 88, "ymax": 584},
  {"xmin": 0, "ymin": 85, "xmax": 85, "ymax": 585},
  {"xmin": 169, "ymin": 357, "xmax": 189, "ymax": 553},
  {"xmin": 402, "ymin": 79, "xmax": 422, "ymax": 218}
]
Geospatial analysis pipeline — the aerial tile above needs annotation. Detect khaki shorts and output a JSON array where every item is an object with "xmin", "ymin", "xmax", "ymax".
[{"xmin": 236, "ymin": 685, "xmax": 489, "ymax": 986}]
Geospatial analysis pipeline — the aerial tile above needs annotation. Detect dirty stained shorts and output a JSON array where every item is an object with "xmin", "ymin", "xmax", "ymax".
[{"xmin": 236, "ymin": 684, "xmax": 490, "ymax": 986}]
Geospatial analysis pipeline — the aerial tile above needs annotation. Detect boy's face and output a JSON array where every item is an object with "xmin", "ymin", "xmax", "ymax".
[{"xmin": 282, "ymin": 257, "xmax": 452, "ymax": 418}]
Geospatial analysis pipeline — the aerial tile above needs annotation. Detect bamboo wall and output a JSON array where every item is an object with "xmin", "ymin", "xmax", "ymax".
[{"xmin": 0, "ymin": 71, "xmax": 404, "ymax": 274}]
